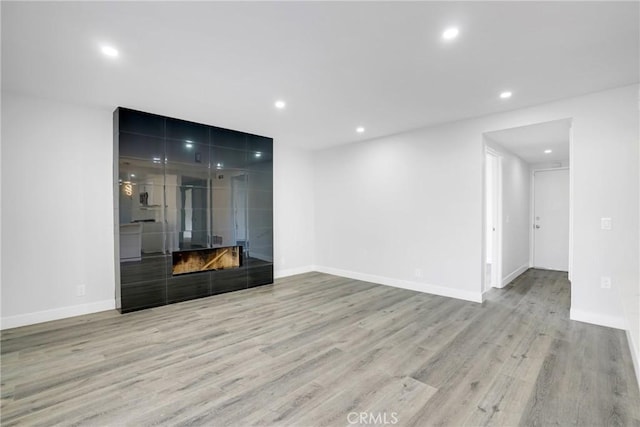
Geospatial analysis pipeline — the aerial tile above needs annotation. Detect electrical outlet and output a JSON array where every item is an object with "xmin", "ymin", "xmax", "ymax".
[
  {"xmin": 601, "ymin": 217, "xmax": 612, "ymax": 230},
  {"xmin": 414, "ymin": 268, "xmax": 423, "ymax": 278},
  {"xmin": 600, "ymin": 277, "xmax": 611, "ymax": 289},
  {"xmin": 76, "ymin": 284, "xmax": 86, "ymax": 297}
]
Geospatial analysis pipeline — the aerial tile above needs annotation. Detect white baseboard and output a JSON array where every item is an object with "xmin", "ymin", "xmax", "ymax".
[
  {"xmin": 501, "ymin": 263, "xmax": 529, "ymax": 287},
  {"xmin": 274, "ymin": 265, "xmax": 315, "ymax": 279},
  {"xmin": 1, "ymin": 299, "xmax": 116, "ymax": 330},
  {"xmin": 569, "ymin": 308, "xmax": 626, "ymax": 330},
  {"xmin": 314, "ymin": 265, "xmax": 482, "ymax": 303},
  {"xmin": 626, "ymin": 329, "xmax": 640, "ymax": 391}
]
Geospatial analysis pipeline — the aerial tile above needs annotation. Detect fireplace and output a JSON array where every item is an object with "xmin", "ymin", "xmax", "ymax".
[{"xmin": 172, "ymin": 246, "xmax": 242, "ymax": 276}]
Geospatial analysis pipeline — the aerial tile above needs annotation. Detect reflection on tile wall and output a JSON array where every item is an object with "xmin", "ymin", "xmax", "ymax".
[{"xmin": 115, "ymin": 107, "xmax": 274, "ymax": 313}]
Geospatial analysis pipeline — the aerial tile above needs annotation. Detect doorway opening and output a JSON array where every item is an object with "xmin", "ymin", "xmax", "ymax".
[{"xmin": 482, "ymin": 118, "xmax": 572, "ymax": 296}]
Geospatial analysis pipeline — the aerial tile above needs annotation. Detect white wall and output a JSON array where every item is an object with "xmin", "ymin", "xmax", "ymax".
[
  {"xmin": 485, "ymin": 140, "xmax": 531, "ymax": 287},
  {"xmin": 1, "ymin": 92, "xmax": 116, "ymax": 327},
  {"xmin": 273, "ymin": 143, "xmax": 315, "ymax": 278},
  {"xmin": 313, "ymin": 122, "xmax": 485, "ymax": 302},
  {"xmin": 314, "ymin": 85, "xmax": 639, "ymax": 334}
]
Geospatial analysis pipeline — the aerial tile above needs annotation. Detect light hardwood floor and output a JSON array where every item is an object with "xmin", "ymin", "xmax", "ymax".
[{"xmin": 1, "ymin": 269, "xmax": 639, "ymax": 426}]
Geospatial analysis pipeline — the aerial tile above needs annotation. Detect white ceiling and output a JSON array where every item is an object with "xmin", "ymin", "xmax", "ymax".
[
  {"xmin": 2, "ymin": 2, "xmax": 638, "ymax": 150},
  {"xmin": 484, "ymin": 119, "xmax": 571, "ymax": 165}
]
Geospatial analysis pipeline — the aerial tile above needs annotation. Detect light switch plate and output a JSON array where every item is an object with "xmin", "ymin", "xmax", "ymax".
[{"xmin": 601, "ymin": 217, "xmax": 612, "ymax": 230}]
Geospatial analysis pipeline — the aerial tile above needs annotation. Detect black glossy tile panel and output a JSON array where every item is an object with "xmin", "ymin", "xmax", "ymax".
[
  {"xmin": 118, "ymin": 163, "xmax": 165, "ymax": 183},
  {"xmin": 247, "ymin": 264, "xmax": 274, "ymax": 288},
  {"xmin": 247, "ymin": 191, "xmax": 273, "ymax": 209},
  {"xmin": 211, "ymin": 127, "xmax": 247, "ymax": 150},
  {"xmin": 119, "ymin": 132, "xmax": 165, "ymax": 162},
  {"xmin": 166, "ymin": 117, "xmax": 208, "ymax": 145},
  {"xmin": 120, "ymin": 279, "xmax": 167, "ymax": 313},
  {"xmin": 167, "ymin": 273, "xmax": 210, "ymax": 304},
  {"xmin": 120, "ymin": 255, "xmax": 167, "ymax": 284},
  {"xmin": 248, "ymin": 209, "xmax": 274, "ymax": 230},
  {"xmin": 247, "ymin": 171, "xmax": 273, "ymax": 192},
  {"xmin": 116, "ymin": 107, "xmax": 273, "ymax": 313},
  {"xmin": 164, "ymin": 167, "xmax": 211, "ymax": 183},
  {"xmin": 211, "ymin": 146, "xmax": 249, "ymax": 169},
  {"xmin": 165, "ymin": 139, "xmax": 210, "ymax": 168},
  {"xmin": 246, "ymin": 134, "xmax": 273, "ymax": 155},
  {"xmin": 211, "ymin": 268, "xmax": 248, "ymax": 295},
  {"xmin": 119, "ymin": 109, "xmax": 165, "ymax": 138}
]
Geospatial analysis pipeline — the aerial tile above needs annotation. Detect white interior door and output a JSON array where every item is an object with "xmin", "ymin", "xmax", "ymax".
[{"xmin": 533, "ymin": 169, "xmax": 569, "ymax": 271}]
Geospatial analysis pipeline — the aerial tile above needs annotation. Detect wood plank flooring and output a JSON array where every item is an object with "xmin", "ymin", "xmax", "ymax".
[{"xmin": 1, "ymin": 269, "xmax": 639, "ymax": 426}]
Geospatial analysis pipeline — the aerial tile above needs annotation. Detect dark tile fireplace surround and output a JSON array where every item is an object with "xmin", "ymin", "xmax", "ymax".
[{"xmin": 115, "ymin": 108, "xmax": 274, "ymax": 313}]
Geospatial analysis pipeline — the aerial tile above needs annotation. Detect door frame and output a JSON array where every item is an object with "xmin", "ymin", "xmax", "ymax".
[
  {"xmin": 483, "ymin": 147, "xmax": 503, "ymax": 293},
  {"xmin": 568, "ymin": 123, "xmax": 574, "ymax": 282},
  {"xmin": 529, "ymin": 167, "xmax": 570, "ymax": 271}
]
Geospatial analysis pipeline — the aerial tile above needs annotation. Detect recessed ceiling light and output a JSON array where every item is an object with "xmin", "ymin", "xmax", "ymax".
[
  {"xmin": 499, "ymin": 91, "xmax": 512, "ymax": 99},
  {"xmin": 544, "ymin": 149, "xmax": 552, "ymax": 154},
  {"xmin": 130, "ymin": 174, "xmax": 135, "ymax": 177},
  {"xmin": 185, "ymin": 141, "xmax": 193, "ymax": 149},
  {"xmin": 356, "ymin": 127, "xmax": 365, "ymax": 133},
  {"xmin": 255, "ymin": 152, "xmax": 262, "ymax": 158},
  {"xmin": 101, "ymin": 45, "xmax": 119, "ymax": 58},
  {"xmin": 274, "ymin": 100, "xmax": 286, "ymax": 109},
  {"xmin": 442, "ymin": 27, "xmax": 459, "ymax": 40}
]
